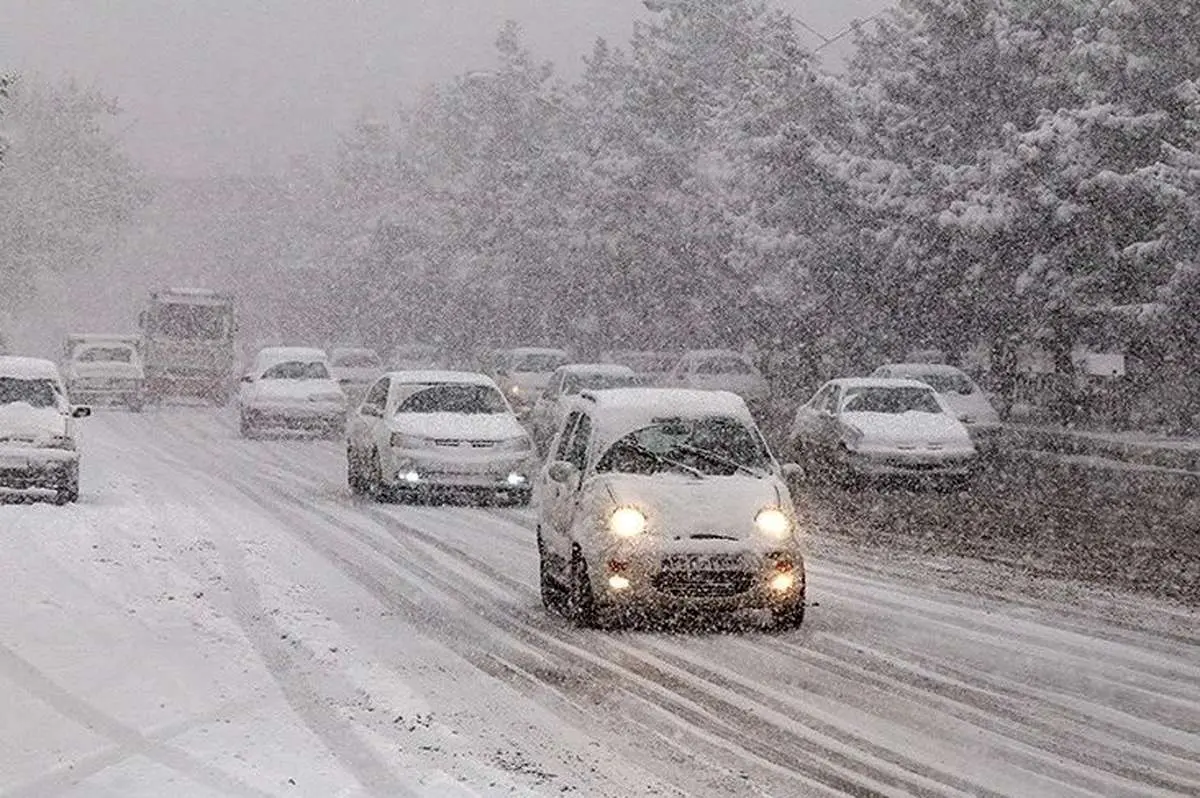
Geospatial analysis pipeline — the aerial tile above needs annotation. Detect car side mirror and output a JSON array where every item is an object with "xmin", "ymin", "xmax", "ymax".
[
  {"xmin": 780, "ymin": 462, "xmax": 804, "ymax": 481},
  {"xmin": 547, "ymin": 460, "xmax": 576, "ymax": 484},
  {"xmin": 71, "ymin": 406, "xmax": 92, "ymax": 419}
]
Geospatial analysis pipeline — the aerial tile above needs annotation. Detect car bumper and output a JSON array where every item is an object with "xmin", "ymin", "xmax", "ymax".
[
  {"xmin": 386, "ymin": 450, "xmax": 537, "ymax": 491},
  {"xmin": 0, "ymin": 447, "xmax": 79, "ymax": 489},
  {"xmin": 242, "ymin": 402, "xmax": 346, "ymax": 430},
  {"xmin": 589, "ymin": 546, "xmax": 806, "ymax": 616}
]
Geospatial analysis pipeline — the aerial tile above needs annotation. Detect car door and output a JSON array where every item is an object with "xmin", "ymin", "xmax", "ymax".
[
  {"xmin": 812, "ymin": 385, "xmax": 845, "ymax": 457},
  {"xmin": 349, "ymin": 377, "xmax": 389, "ymax": 453},
  {"xmin": 791, "ymin": 384, "xmax": 833, "ymax": 444},
  {"xmin": 542, "ymin": 411, "xmax": 592, "ymax": 564}
]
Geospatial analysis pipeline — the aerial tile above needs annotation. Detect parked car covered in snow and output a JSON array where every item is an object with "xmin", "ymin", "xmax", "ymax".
[
  {"xmin": 870, "ymin": 363, "xmax": 1001, "ymax": 447},
  {"xmin": 346, "ymin": 371, "xmax": 537, "ymax": 505},
  {"xmin": 494, "ymin": 347, "xmax": 570, "ymax": 416},
  {"xmin": 665, "ymin": 349, "xmax": 770, "ymax": 410},
  {"xmin": 0, "ymin": 356, "xmax": 91, "ymax": 504},
  {"xmin": 535, "ymin": 388, "xmax": 806, "ymax": 629},
  {"xmin": 61, "ymin": 333, "xmax": 145, "ymax": 411},
  {"xmin": 237, "ymin": 347, "xmax": 346, "ymax": 438},
  {"xmin": 328, "ymin": 346, "xmax": 383, "ymax": 407},
  {"xmin": 789, "ymin": 377, "xmax": 977, "ymax": 486},
  {"xmin": 528, "ymin": 363, "xmax": 639, "ymax": 452}
]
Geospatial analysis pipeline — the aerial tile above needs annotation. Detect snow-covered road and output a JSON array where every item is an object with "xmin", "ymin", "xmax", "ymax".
[{"xmin": 2, "ymin": 409, "xmax": 1197, "ymax": 797}]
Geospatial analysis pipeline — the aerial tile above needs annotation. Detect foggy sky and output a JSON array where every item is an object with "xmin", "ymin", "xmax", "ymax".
[{"xmin": 2, "ymin": 0, "xmax": 889, "ymax": 177}]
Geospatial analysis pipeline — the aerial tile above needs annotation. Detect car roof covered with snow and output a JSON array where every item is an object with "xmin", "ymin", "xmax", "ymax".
[
  {"xmin": 0, "ymin": 356, "xmax": 64, "ymax": 380},
  {"xmin": 385, "ymin": 370, "xmax": 498, "ymax": 388},
  {"xmin": 827, "ymin": 377, "xmax": 936, "ymax": 391},
  {"xmin": 509, "ymin": 347, "xmax": 568, "ymax": 357},
  {"xmin": 567, "ymin": 388, "xmax": 756, "ymax": 452},
  {"xmin": 555, "ymin": 363, "xmax": 636, "ymax": 377},
  {"xmin": 251, "ymin": 347, "xmax": 329, "ymax": 372}
]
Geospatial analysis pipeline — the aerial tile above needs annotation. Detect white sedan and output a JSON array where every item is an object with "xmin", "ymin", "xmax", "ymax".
[
  {"xmin": 789, "ymin": 378, "xmax": 977, "ymax": 486},
  {"xmin": 238, "ymin": 347, "xmax": 347, "ymax": 438},
  {"xmin": 527, "ymin": 363, "xmax": 639, "ymax": 452},
  {"xmin": 0, "ymin": 356, "xmax": 91, "ymax": 504},
  {"xmin": 535, "ymin": 388, "xmax": 807, "ymax": 630},
  {"xmin": 346, "ymin": 371, "xmax": 537, "ymax": 505},
  {"xmin": 870, "ymin": 362, "xmax": 1001, "ymax": 441}
]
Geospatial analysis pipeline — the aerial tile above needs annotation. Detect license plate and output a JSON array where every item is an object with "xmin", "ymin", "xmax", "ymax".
[{"xmin": 661, "ymin": 553, "xmax": 745, "ymax": 571}]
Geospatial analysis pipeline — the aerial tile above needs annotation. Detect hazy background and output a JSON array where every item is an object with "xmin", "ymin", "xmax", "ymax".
[{"xmin": 2, "ymin": 0, "xmax": 888, "ymax": 177}]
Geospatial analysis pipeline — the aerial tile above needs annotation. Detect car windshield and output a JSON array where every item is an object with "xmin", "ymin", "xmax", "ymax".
[
  {"xmin": 596, "ymin": 416, "xmax": 770, "ymax": 476},
  {"xmin": 563, "ymin": 373, "xmax": 639, "ymax": 394},
  {"xmin": 155, "ymin": 303, "xmax": 230, "ymax": 340},
  {"xmin": 842, "ymin": 386, "xmax": 944, "ymax": 414},
  {"xmin": 900, "ymin": 371, "xmax": 975, "ymax": 394},
  {"xmin": 511, "ymin": 353, "xmax": 566, "ymax": 372},
  {"xmin": 0, "ymin": 377, "xmax": 60, "ymax": 408},
  {"xmin": 261, "ymin": 361, "xmax": 330, "ymax": 380},
  {"xmin": 696, "ymin": 357, "xmax": 754, "ymax": 375},
  {"xmin": 332, "ymin": 352, "xmax": 379, "ymax": 368},
  {"xmin": 397, "ymin": 384, "xmax": 508, "ymax": 414},
  {"xmin": 75, "ymin": 346, "xmax": 135, "ymax": 364}
]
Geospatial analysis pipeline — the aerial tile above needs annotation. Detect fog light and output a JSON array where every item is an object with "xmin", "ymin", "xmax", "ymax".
[
  {"xmin": 505, "ymin": 472, "xmax": 526, "ymax": 486},
  {"xmin": 769, "ymin": 572, "xmax": 796, "ymax": 593},
  {"xmin": 402, "ymin": 470, "xmax": 421, "ymax": 484},
  {"xmin": 607, "ymin": 575, "xmax": 631, "ymax": 591}
]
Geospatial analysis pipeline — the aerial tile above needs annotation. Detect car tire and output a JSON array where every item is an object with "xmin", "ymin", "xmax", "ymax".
[
  {"xmin": 537, "ymin": 529, "xmax": 563, "ymax": 613},
  {"xmin": 365, "ymin": 450, "xmax": 388, "ymax": 502},
  {"xmin": 771, "ymin": 600, "xmax": 806, "ymax": 631},
  {"xmin": 565, "ymin": 547, "xmax": 598, "ymax": 628},
  {"xmin": 347, "ymin": 446, "xmax": 364, "ymax": 496},
  {"xmin": 239, "ymin": 411, "xmax": 255, "ymax": 439}
]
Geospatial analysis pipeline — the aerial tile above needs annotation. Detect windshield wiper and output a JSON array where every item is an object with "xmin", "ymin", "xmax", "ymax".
[
  {"xmin": 671, "ymin": 443, "xmax": 765, "ymax": 478},
  {"xmin": 624, "ymin": 441, "xmax": 707, "ymax": 479}
]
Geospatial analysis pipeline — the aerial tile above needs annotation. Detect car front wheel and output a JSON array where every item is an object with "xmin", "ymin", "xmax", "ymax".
[
  {"xmin": 537, "ymin": 530, "xmax": 564, "ymax": 613},
  {"xmin": 564, "ymin": 548, "xmax": 598, "ymax": 628}
]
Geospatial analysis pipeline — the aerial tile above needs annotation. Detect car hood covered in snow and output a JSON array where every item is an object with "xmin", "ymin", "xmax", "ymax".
[
  {"xmin": 842, "ymin": 411, "xmax": 972, "ymax": 448},
  {"xmin": 250, "ymin": 379, "xmax": 344, "ymax": 402},
  {"xmin": 0, "ymin": 404, "xmax": 68, "ymax": 442},
  {"xmin": 389, "ymin": 412, "xmax": 526, "ymax": 441},
  {"xmin": 600, "ymin": 472, "xmax": 792, "ymax": 543}
]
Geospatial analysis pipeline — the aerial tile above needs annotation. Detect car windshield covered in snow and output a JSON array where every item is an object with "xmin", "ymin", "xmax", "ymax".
[
  {"xmin": 596, "ymin": 416, "xmax": 769, "ymax": 476},
  {"xmin": 75, "ymin": 346, "xmax": 135, "ymax": 364},
  {"xmin": 261, "ymin": 361, "xmax": 330, "ymax": 380},
  {"xmin": 563, "ymin": 373, "xmax": 639, "ymax": 394},
  {"xmin": 511, "ymin": 353, "xmax": 566, "ymax": 372},
  {"xmin": 0, "ymin": 377, "xmax": 59, "ymax": 408},
  {"xmin": 842, "ymin": 386, "xmax": 943, "ymax": 414},
  {"xmin": 397, "ymin": 384, "xmax": 508, "ymax": 415}
]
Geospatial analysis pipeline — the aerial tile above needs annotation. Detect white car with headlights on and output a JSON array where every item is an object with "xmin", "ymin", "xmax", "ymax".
[
  {"xmin": 0, "ymin": 356, "xmax": 91, "ymax": 504},
  {"xmin": 346, "ymin": 371, "xmax": 537, "ymax": 505},
  {"xmin": 789, "ymin": 377, "xmax": 977, "ymax": 487},
  {"xmin": 535, "ymin": 388, "xmax": 806, "ymax": 630},
  {"xmin": 238, "ymin": 347, "xmax": 346, "ymax": 438}
]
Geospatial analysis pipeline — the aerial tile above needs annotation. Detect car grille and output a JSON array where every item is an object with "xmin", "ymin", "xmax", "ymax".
[
  {"xmin": 653, "ymin": 570, "xmax": 756, "ymax": 599},
  {"xmin": 433, "ymin": 439, "xmax": 496, "ymax": 449}
]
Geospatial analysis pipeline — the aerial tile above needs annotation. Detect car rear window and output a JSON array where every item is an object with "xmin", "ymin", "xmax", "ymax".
[{"xmin": 261, "ymin": 361, "xmax": 330, "ymax": 380}]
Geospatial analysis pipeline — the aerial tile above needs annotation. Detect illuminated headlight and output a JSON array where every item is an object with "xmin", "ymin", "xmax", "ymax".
[
  {"xmin": 505, "ymin": 472, "xmax": 527, "ymax": 486},
  {"xmin": 609, "ymin": 507, "xmax": 646, "ymax": 538},
  {"xmin": 401, "ymin": 470, "xmax": 421, "ymax": 484},
  {"xmin": 607, "ymin": 575, "xmax": 631, "ymax": 591},
  {"xmin": 391, "ymin": 432, "xmax": 433, "ymax": 449},
  {"xmin": 769, "ymin": 571, "xmax": 797, "ymax": 592},
  {"xmin": 508, "ymin": 385, "xmax": 522, "ymax": 396},
  {"xmin": 754, "ymin": 508, "xmax": 792, "ymax": 539},
  {"xmin": 497, "ymin": 435, "xmax": 533, "ymax": 452}
]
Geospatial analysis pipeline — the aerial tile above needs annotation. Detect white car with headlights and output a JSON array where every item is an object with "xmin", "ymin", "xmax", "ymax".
[
  {"xmin": 346, "ymin": 371, "xmax": 537, "ymax": 505},
  {"xmin": 535, "ymin": 388, "xmax": 806, "ymax": 629},
  {"xmin": 494, "ymin": 347, "xmax": 569, "ymax": 416},
  {"xmin": 528, "ymin": 363, "xmax": 639, "ymax": 452},
  {"xmin": 870, "ymin": 363, "xmax": 1001, "ymax": 446},
  {"xmin": 789, "ymin": 378, "xmax": 977, "ymax": 486},
  {"xmin": 0, "ymin": 357, "xmax": 91, "ymax": 504},
  {"xmin": 238, "ymin": 347, "xmax": 346, "ymax": 438}
]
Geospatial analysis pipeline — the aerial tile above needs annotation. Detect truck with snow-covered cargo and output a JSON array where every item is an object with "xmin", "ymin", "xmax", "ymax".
[{"xmin": 138, "ymin": 289, "xmax": 237, "ymax": 404}]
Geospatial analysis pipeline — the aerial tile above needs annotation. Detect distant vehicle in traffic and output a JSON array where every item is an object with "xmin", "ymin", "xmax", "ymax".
[
  {"xmin": 237, "ymin": 347, "xmax": 346, "ymax": 438},
  {"xmin": 389, "ymin": 343, "xmax": 443, "ymax": 372},
  {"xmin": 0, "ymin": 356, "xmax": 91, "ymax": 504},
  {"xmin": 328, "ymin": 347, "xmax": 382, "ymax": 406},
  {"xmin": 789, "ymin": 377, "xmax": 977, "ymax": 487},
  {"xmin": 494, "ymin": 347, "xmax": 570, "ymax": 416},
  {"xmin": 61, "ymin": 334, "xmax": 145, "ymax": 412},
  {"xmin": 346, "ymin": 371, "xmax": 536, "ymax": 506},
  {"xmin": 599, "ymin": 350, "xmax": 679, "ymax": 386},
  {"xmin": 535, "ymin": 388, "xmax": 806, "ymax": 630},
  {"xmin": 869, "ymin": 363, "xmax": 1001, "ymax": 442},
  {"xmin": 528, "ymin": 364, "xmax": 639, "ymax": 452},
  {"xmin": 139, "ymin": 288, "xmax": 237, "ymax": 404},
  {"xmin": 665, "ymin": 349, "xmax": 770, "ymax": 409}
]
